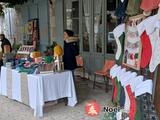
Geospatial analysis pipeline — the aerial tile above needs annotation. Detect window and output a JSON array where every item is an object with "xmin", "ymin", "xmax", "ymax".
[
  {"xmin": 64, "ymin": 0, "xmax": 79, "ymax": 35},
  {"xmin": 106, "ymin": 0, "xmax": 117, "ymax": 54},
  {"xmin": 82, "ymin": 0, "xmax": 90, "ymax": 52},
  {"xmin": 94, "ymin": 0, "xmax": 102, "ymax": 53}
]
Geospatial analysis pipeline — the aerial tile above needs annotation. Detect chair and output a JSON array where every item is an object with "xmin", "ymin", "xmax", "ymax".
[
  {"xmin": 76, "ymin": 55, "xmax": 86, "ymax": 79},
  {"xmin": 93, "ymin": 60, "xmax": 115, "ymax": 92}
]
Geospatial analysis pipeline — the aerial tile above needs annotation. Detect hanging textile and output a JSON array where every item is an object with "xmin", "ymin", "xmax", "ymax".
[
  {"xmin": 115, "ymin": 0, "xmax": 128, "ymax": 24},
  {"xmin": 137, "ymin": 21, "xmax": 152, "ymax": 69},
  {"xmin": 126, "ymin": 0, "xmax": 142, "ymax": 16},
  {"xmin": 123, "ymin": 14, "xmax": 145, "ymax": 70},
  {"xmin": 140, "ymin": 0, "xmax": 160, "ymax": 12},
  {"xmin": 141, "ymin": 15, "xmax": 160, "ymax": 72},
  {"xmin": 113, "ymin": 23, "xmax": 125, "ymax": 60}
]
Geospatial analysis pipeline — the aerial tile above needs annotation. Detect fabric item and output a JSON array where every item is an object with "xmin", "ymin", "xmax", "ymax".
[
  {"xmin": 138, "ymin": 93, "xmax": 157, "ymax": 120},
  {"xmin": 115, "ymin": 79, "xmax": 121, "ymax": 104},
  {"xmin": 6, "ymin": 68, "xmax": 12, "ymax": 99},
  {"xmin": 63, "ymin": 40, "xmax": 79, "ymax": 70},
  {"xmin": 113, "ymin": 77, "xmax": 118, "ymax": 104},
  {"xmin": 12, "ymin": 69, "xmax": 22, "ymax": 102},
  {"xmin": 126, "ymin": 85, "xmax": 136, "ymax": 120},
  {"xmin": 140, "ymin": 31, "xmax": 152, "ymax": 68},
  {"xmin": 115, "ymin": 0, "xmax": 128, "ymax": 18},
  {"xmin": 121, "ymin": 72, "xmax": 137, "ymax": 87},
  {"xmin": 116, "ymin": 111, "xmax": 122, "ymax": 120},
  {"xmin": 116, "ymin": 81, "xmax": 121, "ymax": 105},
  {"xmin": 110, "ymin": 64, "xmax": 118, "ymax": 77},
  {"xmin": 140, "ymin": 0, "xmax": 160, "ymax": 11},
  {"xmin": 135, "ymin": 97, "xmax": 141, "ymax": 120},
  {"xmin": 113, "ymin": 24, "xmax": 125, "ymax": 60},
  {"xmin": 148, "ymin": 28, "xmax": 160, "ymax": 72},
  {"xmin": 124, "ymin": 87, "xmax": 130, "ymax": 112},
  {"xmin": 27, "ymin": 71, "xmax": 77, "ymax": 117},
  {"xmin": 144, "ymin": 15, "xmax": 157, "ymax": 35},
  {"xmin": 126, "ymin": 0, "xmax": 142, "ymax": 16},
  {"xmin": 112, "ymin": 66, "xmax": 122, "ymax": 78},
  {"xmin": 137, "ymin": 21, "xmax": 152, "ymax": 68},
  {"xmin": 135, "ymin": 79, "xmax": 153, "ymax": 97},
  {"xmin": 120, "ymin": 86, "xmax": 125, "ymax": 107},
  {"xmin": 130, "ymin": 75, "xmax": 143, "ymax": 92},
  {"xmin": 117, "ymin": 68, "xmax": 126, "ymax": 81},
  {"xmin": 20, "ymin": 73, "xmax": 29, "ymax": 105},
  {"xmin": 119, "ymin": 71, "xmax": 131, "ymax": 84},
  {"xmin": 124, "ymin": 25, "xmax": 141, "ymax": 68},
  {"xmin": 138, "ymin": 15, "xmax": 160, "ymax": 72},
  {"xmin": 0, "ymin": 66, "xmax": 7, "ymax": 96},
  {"xmin": 111, "ymin": 78, "xmax": 117, "ymax": 104}
]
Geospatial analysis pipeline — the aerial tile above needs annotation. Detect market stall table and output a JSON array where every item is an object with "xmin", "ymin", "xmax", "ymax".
[{"xmin": 0, "ymin": 67, "xmax": 77, "ymax": 117}]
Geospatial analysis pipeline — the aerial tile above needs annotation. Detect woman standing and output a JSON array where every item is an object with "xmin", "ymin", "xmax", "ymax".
[{"xmin": 63, "ymin": 29, "xmax": 79, "ymax": 71}]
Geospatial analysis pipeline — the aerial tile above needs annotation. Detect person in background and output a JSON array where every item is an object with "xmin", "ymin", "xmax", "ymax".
[
  {"xmin": 0, "ymin": 34, "xmax": 12, "ymax": 69},
  {"xmin": 0, "ymin": 34, "xmax": 12, "ymax": 53},
  {"xmin": 62, "ymin": 29, "xmax": 79, "ymax": 105},
  {"xmin": 63, "ymin": 29, "xmax": 79, "ymax": 72}
]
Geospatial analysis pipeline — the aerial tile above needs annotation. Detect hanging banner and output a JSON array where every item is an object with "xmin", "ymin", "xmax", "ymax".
[{"xmin": 123, "ymin": 14, "xmax": 145, "ymax": 70}]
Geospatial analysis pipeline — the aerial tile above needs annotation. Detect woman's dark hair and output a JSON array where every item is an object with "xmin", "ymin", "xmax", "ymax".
[
  {"xmin": 64, "ymin": 29, "xmax": 74, "ymax": 37},
  {"xmin": 0, "ymin": 34, "xmax": 5, "ymax": 38}
]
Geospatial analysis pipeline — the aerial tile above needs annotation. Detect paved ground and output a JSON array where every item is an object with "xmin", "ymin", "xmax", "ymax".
[{"xmin": 0, "ymin": 75, "xmax": 113, "ymax": 120}]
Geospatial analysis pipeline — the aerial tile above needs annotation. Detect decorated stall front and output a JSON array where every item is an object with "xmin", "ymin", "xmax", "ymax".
[
  {"xmin": 108, "ymin": 0, "xmax": 160, "ymax": 120},
  {"xmin": 0, "ymin": 32, "xmax": 77, "ymax": 117}
]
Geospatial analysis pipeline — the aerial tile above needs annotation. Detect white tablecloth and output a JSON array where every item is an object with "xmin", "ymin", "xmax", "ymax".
[
  {"xmin": 0, "ymin": 67, "xmax": 22, "ymax": 102},
  {"xmin": 27, "ymin": 71, "xmax": 77, "ymax": 117},
  {"xmin": 0, "ymin": 67, "xmax": 77, "ymax": 117},
  {"xmin": 0, "ymin": 66, "xmax": 7, "ymax": 96},
  {"xmin": 12, "ymin": 69, "xmax": 22, "ymax": 102}
]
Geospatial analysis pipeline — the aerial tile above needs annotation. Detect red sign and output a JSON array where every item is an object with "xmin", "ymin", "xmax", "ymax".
[{"xmin": 85, "ymin": 100, "xmax": 100, "ymax": 116}]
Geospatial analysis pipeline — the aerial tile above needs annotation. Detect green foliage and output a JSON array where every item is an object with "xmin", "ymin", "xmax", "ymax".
[
  {"xmin": 0, "ymin": 0, "xmax": 28, "ymax": 6},
  {"xmin": 44, "ymin": 41, "xmax": 57, "ymax": 56},
  {"xmin": 0, "ymin": 5, "xmax": 4, "ymax": 16},
  {"xmin": 12, "ymin": 43, "xmax": 22, "ymax": 52},
  {"xmin": 0, "ymin": 0, "xmax": 29, "ymax": 15}
]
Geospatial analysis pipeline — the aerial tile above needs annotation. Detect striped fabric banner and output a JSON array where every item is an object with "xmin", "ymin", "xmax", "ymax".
[{"xmin": 20, "ymin": 73, "xmax": 29, "ymax": 106}]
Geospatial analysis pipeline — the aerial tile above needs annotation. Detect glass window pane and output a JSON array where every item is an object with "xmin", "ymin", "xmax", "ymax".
[
  {"xmin": 94, "ymin": 15, "xmax": 102, "ymax": 53},
  {"xmin": 83, "ymin": 17, "xmax": 90, "ymax": 52},
  {"xmin": 72, "ymin": 19, "xmax": 79, "ymax": 35},
  {"xmin": 82, "ymin": 0, "xmax": 90, "ymax": 52},
  {"xmin": 94, "ymin": 0, "xmax": 102, "ymax": 14},
  {"xmin": 65, "ymin": 0, "xmax": 79, "ymax": 35},
  {"xmin": 94, "ymin": 0, "xmax": 102, "ymax": 53},
  {"xmin": 72, "ymin": 1, "xmax": 79, "ymax": 18},
  {"xmin": 66, "ymin": 19, "xmax": 72, "ymax": 30},
  {"xmin": 83, "ymin": 0, "xmax": 90, "ymax": 17},
  {"xmin": 106, "ymin": 0, "xmax": 117, "ymax": 54}
]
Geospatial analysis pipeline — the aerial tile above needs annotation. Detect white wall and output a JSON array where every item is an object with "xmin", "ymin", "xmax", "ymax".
[{"xmin": 0, "ymin": 8, "xmax": 23, "ymax": 45}]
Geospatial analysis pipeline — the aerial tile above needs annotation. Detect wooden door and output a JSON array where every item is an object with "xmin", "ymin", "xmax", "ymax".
[{"xmin": 154, "ymin": 65, "xmax": 160, "ymax": 118}]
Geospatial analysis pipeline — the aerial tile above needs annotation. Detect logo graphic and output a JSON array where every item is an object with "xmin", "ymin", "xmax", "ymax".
[{"xmin": 85, "ymin": 100, "xmax": 100, "ymax": 116}]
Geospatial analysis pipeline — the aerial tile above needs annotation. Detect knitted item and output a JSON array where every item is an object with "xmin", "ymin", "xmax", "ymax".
[
  {"xmin": 137, "ymin": 21, "xmax": 152, "ymax": 68},
  {"xmin": 141, "ymin": 15, "xmax": 160, "ymax": 72},
  {"xmin": 124, "ymin": 87, "xmax": 130, "ymax": 112},
  {"xmin": 149, "ymin": 28, "xmax": 160, "ymax": 72},
  {"xmin": 140, "ymin": 0, "xmax": 160, "ymax": 11},
  {"xmin": 140, "ymin": 31, "xmax": 152, "ymax": 68},
  {"xmin": 113, "ymin": 24, "xmax": 125, "ymax": 60},
  {"xmin": 135, "ymin": 97, "xmax": 141, "ymax": 120},
  {"xmin": 120, "ymin": 86, "xmax": 125, "ymax": 107},
  {"xmin": 126, "ymin": 85, "xmax": 136, "ymax": 120},
  {"xmin": 112, "ymin": 78, "xmax": 117, "ymax": 104}
]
